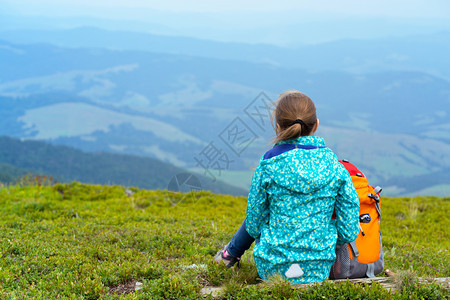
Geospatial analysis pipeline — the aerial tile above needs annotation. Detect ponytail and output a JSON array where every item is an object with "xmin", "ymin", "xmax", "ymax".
[
  {"xmin": 275, "ymin": 123, "xmax": 303, "ymax": 142},
  {"xmin": 272, "ymin": 91, "xmax": 317, "ymax": 144}
]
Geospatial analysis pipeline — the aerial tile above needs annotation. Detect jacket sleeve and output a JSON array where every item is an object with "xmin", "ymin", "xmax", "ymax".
[
  {"xmin": 245, "ymin": 164, "xmax": 270, "ymax": 239},
  {"xmin": 335, "ymin": 167, "xmax": 360, "ymax": 244}
]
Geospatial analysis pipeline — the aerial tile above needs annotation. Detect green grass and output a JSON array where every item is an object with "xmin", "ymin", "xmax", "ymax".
[{"xmin": 0, "ymin": 181, "xmax": 448, "ymax": 299}]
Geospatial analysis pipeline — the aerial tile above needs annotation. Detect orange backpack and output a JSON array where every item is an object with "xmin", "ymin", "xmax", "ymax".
[{"xmin": 330, "ymin": 160, "xmax": 384, "ymax": 279}]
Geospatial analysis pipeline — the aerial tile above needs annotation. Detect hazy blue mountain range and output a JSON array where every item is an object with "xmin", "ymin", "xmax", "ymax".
[
  {"xmin": 0, "ymin": 29, "xmax": 449, "ymax": 196},
  {"xmin": 0, "ymin": 38, "xmax": 448, "ymax": 140},
  {"xmin": 0, "ymin": 28, "xmax": 449, "ymax": 79}
]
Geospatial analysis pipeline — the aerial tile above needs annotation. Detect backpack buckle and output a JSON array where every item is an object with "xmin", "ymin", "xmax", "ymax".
[{"xmin": 368, "ymin": 193, "xmax": 380, "ymax": 203}]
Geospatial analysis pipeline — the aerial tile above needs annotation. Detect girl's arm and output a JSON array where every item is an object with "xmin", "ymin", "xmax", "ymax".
[
  {"xmin": 245, "ymin": 164, "xmax": 270, "ymax": 239},
  {"xmin": 335, "ymin": 168, "xmax": 360, "ymax": 244}
]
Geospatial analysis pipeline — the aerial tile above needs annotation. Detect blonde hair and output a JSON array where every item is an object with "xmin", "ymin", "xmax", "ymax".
[{"xmin": 272, "ymin": 90, "xmax": 317, "ymax": 144}]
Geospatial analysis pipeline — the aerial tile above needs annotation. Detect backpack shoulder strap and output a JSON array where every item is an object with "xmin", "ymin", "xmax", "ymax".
[{"xmin": 339, "ymin": 159, "xmax": 366, "ymax": 178}]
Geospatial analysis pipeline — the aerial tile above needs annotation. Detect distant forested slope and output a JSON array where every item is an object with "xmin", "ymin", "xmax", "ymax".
[
  {"xmin": 0, "ymin": 163, "xmax": 28, "ymax": 183},
  {"xmin": 0, "ymin": 136, "xmax": 246, "ymax": 195}
]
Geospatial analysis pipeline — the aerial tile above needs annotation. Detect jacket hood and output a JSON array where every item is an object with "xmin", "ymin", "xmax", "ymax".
[{"xmin": 260, "ymin": 136, "xmax": 339, "ymax": 194}]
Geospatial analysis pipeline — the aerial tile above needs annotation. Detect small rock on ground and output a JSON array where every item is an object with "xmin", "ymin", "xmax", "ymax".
[{"xmin": 200, "ymin": 287, "xmax": 223, "ymax": 298}]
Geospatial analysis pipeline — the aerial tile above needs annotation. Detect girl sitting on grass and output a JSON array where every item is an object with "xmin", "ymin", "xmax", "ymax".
[{"xmin": 214, "ymin": 91, "xmax": 360, "ymax": 284}]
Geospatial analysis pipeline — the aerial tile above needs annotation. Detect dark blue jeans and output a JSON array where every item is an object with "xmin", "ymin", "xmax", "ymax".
[{"xmin": 226, "ymin": 218, "xmax": 258, "ymax": 258}]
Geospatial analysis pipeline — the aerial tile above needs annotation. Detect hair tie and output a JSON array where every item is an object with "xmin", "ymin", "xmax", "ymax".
[{"xmin": 291, "ymin": 119, "xmax": 305, "ymax": 126}]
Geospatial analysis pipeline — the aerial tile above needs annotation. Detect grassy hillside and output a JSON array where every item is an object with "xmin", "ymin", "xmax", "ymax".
[{"xmin": 0, "ymin": 182, "xmax": 448, "ymax": 299}]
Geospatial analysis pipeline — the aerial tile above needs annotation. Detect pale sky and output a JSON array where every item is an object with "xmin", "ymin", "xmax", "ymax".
[
  {"xmin": 2, "ymin": 0, "xmax": 450, "ymax": 18},
  {"xmin": 2, "ymin": 0, "xmax": 449, "ymax": 45}
]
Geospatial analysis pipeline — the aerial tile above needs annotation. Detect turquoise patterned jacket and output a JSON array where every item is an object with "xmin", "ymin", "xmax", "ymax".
[{"xmin": 245, "ymin": 136, "xmax": 359, "ymax": 284}]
